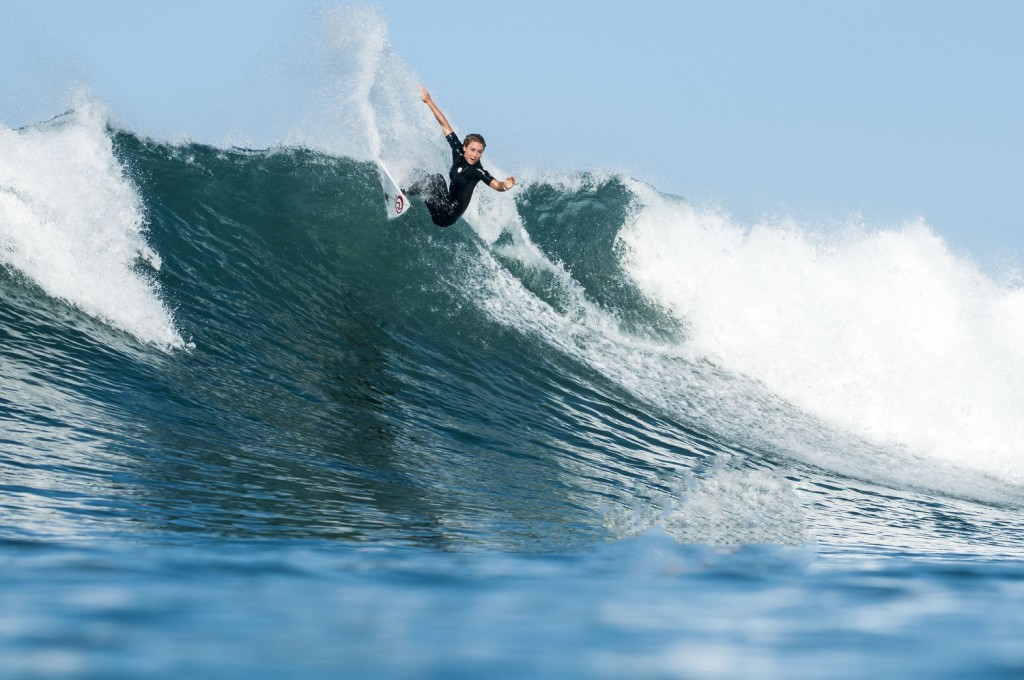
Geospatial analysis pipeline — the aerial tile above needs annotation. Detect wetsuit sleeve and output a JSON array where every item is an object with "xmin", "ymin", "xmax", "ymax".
[
  {"xmin": 478, "ymin": 167, "xmax": 495, "ymax": 185},
  {"xmin": 445, "ymin": 132, "xmax": 463, "ymax": 161}
]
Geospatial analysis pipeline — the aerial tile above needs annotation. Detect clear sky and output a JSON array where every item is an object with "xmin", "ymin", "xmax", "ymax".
[{"xmin": 3, "ymin": 1, "xmax": 1023, "ymax": 264}]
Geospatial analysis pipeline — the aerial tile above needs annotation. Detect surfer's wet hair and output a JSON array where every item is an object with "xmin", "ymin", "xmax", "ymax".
[{"xmin": 464, "ymin": 133, "xmax": 486, "ymax": 149}]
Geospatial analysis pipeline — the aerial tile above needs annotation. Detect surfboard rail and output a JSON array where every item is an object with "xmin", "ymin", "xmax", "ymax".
[{"xmin": 377, "ymin": 162, "xmax": 410, "ymax": 220}]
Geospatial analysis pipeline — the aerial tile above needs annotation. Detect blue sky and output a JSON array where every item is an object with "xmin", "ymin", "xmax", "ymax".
[{"xmin": 3, "ymin": 1, "xmax": 1023, "ymax": 263}]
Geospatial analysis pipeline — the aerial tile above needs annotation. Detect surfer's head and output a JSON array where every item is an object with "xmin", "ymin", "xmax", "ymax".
[{"xmin": 463, "ymin": 134, "xmax": 486, "ymax": 165}]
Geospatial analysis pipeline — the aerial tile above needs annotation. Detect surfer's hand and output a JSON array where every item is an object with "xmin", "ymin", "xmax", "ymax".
[
  {"xmin": 419, "ymin": 85, "xmax": 431, "ymax": 104},
  {"xmin": 503, "ymin": 177, "xmax": 516, "ymax": 191}
]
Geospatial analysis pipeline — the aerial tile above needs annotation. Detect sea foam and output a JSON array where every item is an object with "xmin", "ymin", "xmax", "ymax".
[
  {"xmin": 619, "ymin": 184, "xmax": 1024, "ymax": 483},
  {"xmin": 0, "ymin": 98, "xmax": 184, "ymax": 349}
]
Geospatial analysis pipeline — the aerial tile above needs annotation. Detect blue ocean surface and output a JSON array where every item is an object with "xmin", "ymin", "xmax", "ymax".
[{"xmin": 2, "ymin": 79, "xmax": 1024, "ymax": 679}]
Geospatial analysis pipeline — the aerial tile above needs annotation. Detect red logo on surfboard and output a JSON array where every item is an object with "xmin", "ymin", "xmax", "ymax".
[{"xmin": 395, "ymin": 195, "xmax": 405, "ymax": 214}]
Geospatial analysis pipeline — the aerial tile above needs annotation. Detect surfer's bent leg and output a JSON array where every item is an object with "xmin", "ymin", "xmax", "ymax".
[
  {"xmin": 406, "ymin": 173, "xmax": 445, "ymax": 198},
  {"xmin": 428, "ymin": 208, "xmax": 459, "ymax": 228},
  {"xmin": 407, "ymin": 174, "xmax": 460, "ymax": 227},
  {"xmin": 426, "ymin": 197, "xmax": 459, "ymax": 228}
]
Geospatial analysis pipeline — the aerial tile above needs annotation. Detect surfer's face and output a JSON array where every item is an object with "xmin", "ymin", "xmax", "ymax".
[{"xmin": 463, "ymin": 141, "xmax": 484, "ymax": 165}]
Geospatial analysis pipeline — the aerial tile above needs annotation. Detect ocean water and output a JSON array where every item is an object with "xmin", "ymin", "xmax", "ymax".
[{"xmin": 3, "ymin": 17, "xmax": 1024, "ymax": 680}]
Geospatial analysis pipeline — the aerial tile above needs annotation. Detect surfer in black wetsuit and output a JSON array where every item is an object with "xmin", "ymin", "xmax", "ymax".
[{"xmin": 406, "ymin": 85, "xmax": 516, "ymax": 227}]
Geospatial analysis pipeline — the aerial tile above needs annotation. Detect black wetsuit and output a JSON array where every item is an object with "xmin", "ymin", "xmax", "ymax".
[{"xmin": 408, "ymin": 132, "xmax": 495, "ymax": 227}]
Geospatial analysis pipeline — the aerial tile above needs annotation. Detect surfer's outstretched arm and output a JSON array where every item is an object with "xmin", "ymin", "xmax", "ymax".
[
  {"xmin": 420, "ymin": 86, "xmax": 453, "ymax": 136},
  {"xmin": 489, "ymin": 176, "xmax": 516, "ymax": 192}
]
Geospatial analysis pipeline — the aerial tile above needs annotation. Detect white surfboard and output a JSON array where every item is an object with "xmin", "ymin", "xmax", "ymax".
[{"xmin": 377, "ymin": 161, "xmax": 410, "ymax": 220}]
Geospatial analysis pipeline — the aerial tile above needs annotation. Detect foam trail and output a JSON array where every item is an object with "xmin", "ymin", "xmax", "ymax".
[
  {"xmin": 605, "ymin": 467, "xmax": 811, "ymax": 546},
  {"xmin": 0, "ymin": 98, "xmax": 184, "ymax": 348}
]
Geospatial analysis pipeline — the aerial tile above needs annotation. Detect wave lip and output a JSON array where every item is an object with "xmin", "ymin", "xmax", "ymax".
[
  {"xmin": 620, "ymin": 186, "xmax": 1024, "ymax": 484},
  {"xmin": 0, "ymin": 102, "xmax": 183, "ymax": 348}
]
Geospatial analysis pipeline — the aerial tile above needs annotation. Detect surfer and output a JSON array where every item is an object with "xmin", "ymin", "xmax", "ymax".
[{"xmin": 406, "ymin": 85, "xmax": 516, "ymax": 227}]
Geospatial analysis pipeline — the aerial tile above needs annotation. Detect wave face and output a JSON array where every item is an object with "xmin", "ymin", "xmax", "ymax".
[
  {"xmin": 1, "ymin": 105, "xmax": 1022, "ymax": 560},
  {"xmin": 3, "ymin": 11, "xmax": 1024, "ymax": 677}
]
